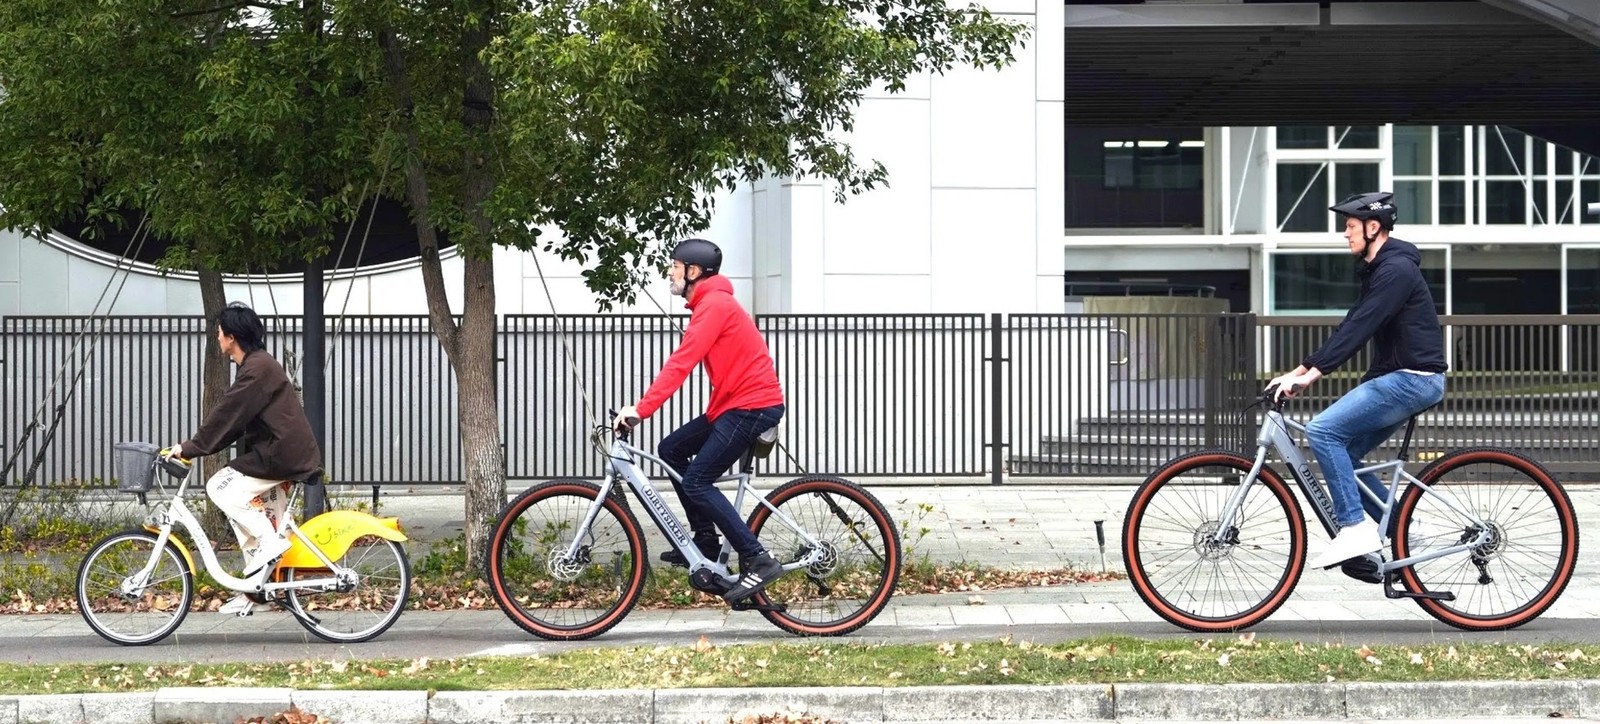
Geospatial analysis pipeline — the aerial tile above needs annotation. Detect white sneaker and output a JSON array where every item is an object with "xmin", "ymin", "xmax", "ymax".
[
  {"xmin": 218, "ymin": 594, "xmax": 254, "ymax": 616},
  {"xmin": 1309, "ymin": 519, "xmax": 1383, "ymax": 569},
  {"xmin": 243, "ymin": 535, "xmax": 292, "ymax": 575}
]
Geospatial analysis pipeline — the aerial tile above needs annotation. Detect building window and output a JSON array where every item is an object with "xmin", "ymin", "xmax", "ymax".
[
  {"xmin": 1439, "ymin": 126, "xmax": 1467, "ymax": 175},
  {"xmin": 1396, "ymin": 180, "xmax": 1433, "ymax": 225},
  {"xmin": 1270, "ymin": 250, "xmax": 1446, "ymax": 315},
  {"xmin": 1570, "ymin": 249, "xmax": 1600, "ymax": 314},
  {"xmin": 1276, "ymin": 164, "xmax": 1328, "ymax": 232},
  {"xmin": 1440, "ymin": 180, "xmax": 1467, "ymax": 224},
  {"xmin": 1066, "ymin": 126, "xmax": 1205, "ymax": 228},
  {"xmin": 1101, "ymin": 140, "xmax": 1203, "ymax": 190},
  {"xmin": 1277, "ymin": 126, "xmax": 1326, "ymax": 149},
  {"xmin": 1485, "ymin": 180, "xmax": 1526, "ymax": 224},
  {"xmin": 1335, "ymin": 126, "xmax": 1380, "ymax": 149},
  {"xmin": 1277, "ymin": 162, "xmax": 1379, "ymax": 232},
  {"xmin": 1394, "ymin": 126, "xmax": 1432, "ymax": 176}
]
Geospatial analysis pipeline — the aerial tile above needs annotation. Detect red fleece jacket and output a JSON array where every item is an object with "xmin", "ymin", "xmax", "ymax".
[{"xmin": 637, "ymin": 275, "xmax": 784, "ymax": 421}]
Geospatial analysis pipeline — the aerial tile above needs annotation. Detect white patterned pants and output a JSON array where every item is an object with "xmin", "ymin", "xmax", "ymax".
[{"xmin": 205, "ymin": 466, "xmax": 291, "ymax": 560}]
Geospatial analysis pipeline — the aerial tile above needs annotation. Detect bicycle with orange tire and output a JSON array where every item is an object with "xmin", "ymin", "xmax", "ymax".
[
  {"xmin": 486, "ymin": 410, "xmax": 901, "ymax": 641},
  {"xmin": 1122, "ymin": 384, "xmax": 1578, "ymax": 633}
]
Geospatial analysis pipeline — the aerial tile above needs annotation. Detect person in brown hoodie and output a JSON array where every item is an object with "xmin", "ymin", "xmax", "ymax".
[{"xmin": 163, "ymin": 302, "xmax": 322, "ymax": 614}]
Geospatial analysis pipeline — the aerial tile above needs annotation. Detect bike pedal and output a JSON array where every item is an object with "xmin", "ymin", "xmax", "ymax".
[{"xmin": 1338, "ymin": 554, "xmax": 1384, "ymax": 584}]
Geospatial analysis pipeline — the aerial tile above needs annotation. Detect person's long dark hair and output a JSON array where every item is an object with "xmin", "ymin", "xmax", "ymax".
[{"xmin": 216, "ymin": 301, "xmax": 266, "ymax": 352}]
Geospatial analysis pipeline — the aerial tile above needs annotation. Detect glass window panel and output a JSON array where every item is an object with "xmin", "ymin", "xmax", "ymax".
[
  {"xmin": 1277, "ymin": 126, "xmax": 1326, "ymax": 149},
  {"xmin": 1580, "ymin": 154, "xmax": 1599, "ymax": 176},
  {"xmin": 1419, "ymin": 249, "xmax": 1448, "ymax": 316},
  {"xmin": 1571, "ymin": 249, "xmax": 1600, "ymax": 314},
  {"xmin": 1138, "ymin": 144, "xmax": 1204, "ymax": 190},
  {"xmin": 1584, "ymin": 180, "xmax": 1600, "ymax": 223},
  {"xmin": 1396, "ymin": 180, "xmax": 1432, "ymax": 225},
  {"xmin": 1486, "ymin": 127, "xmax": 1527, "ymax": 176},
  {"xmin": 1104, "ymin": 149, "xmax": 1135, "ymax": 188},
  {"xmin": 1394, "ymin": 126, "xmax": 1432, "ymax": 176},
  {"xmin": 1335, "ymin": 126, "xmax": 1380, "ymax": 149},
  {"xmin": 1333, "ymin": 163, "xmax": 1379, "ymax": 207},
  {"xmin": 1439, "ymin": 126, "xmax": 1466, "ymax": 175},
  {"xmin": 1272, "ymin": 253, "xmax": 1361, "ymax": 311},
  {"xmin": 1557, "ymin": 180, "xmax": 1576, "ymax": 224},
  {"xmin": 1277, "ymin": 164, "xmax": 1329, "ymax": 232},
  {"xmin": 1440, "ymin": 180, "xmax": 1466, "ymax": 224},
  {"xmin": 1533, "ymin": 179, "xmax": 1549, "ymax": 225},
  {"xmin": 1485, "ymin": 180, "xmax": 1527, "ymax": 224},
  {"xmin": 1557, "ymin": 150, "xmax": 1574, "ymax": 175},
  {"xmin": 1534, "ymin": 141, "xmax": 1549, "ymax": 175}
]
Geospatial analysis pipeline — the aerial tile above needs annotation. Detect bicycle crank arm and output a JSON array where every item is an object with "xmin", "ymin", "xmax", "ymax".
[
  {"xmin": 729, "ymin": 600, "xmax": 787, "ymax": 613},
  {"xmin": 1383, "ymin": 581, "xmax": 1456, "ymax": 602}
]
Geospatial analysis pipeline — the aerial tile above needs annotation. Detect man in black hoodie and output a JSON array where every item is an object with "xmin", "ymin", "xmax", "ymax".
[{"xmin": 1266, "ymin": 192, "xmax": 1448, "ymax": 571}]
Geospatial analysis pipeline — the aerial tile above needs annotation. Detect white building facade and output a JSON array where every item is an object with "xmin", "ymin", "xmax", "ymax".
[
  {"xmin": 4, "ymin": 2, "xmax": 1599, "ymax": 321},
  {"xmin": 0, "ymin": 0, "xmax": 1064, "ymax": 319}
]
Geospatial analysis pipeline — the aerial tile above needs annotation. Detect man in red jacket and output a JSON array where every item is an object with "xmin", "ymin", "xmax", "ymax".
[{"xmin": 613, "ymin": 238, "xmax": 786, "ymax": 602}]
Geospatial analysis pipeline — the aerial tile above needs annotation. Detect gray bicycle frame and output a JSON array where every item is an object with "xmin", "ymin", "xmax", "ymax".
[
  {"xmin": 556, "ymin": 436, "xmax": 825, "ymax": 581},
  {"xmin": 1215, "ymin": 408, "xmax": 1490, "ymax": 574}
]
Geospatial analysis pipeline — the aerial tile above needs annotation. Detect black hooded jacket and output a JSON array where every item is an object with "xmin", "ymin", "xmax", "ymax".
[{"xmin": 1301, "ymin": 238, "xmax": 1448, "ymax": 382}]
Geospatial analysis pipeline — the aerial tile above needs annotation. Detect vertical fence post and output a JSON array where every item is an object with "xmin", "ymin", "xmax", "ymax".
[{"xmin": 989, "ymin": 313, "xmax": 1005, "ymax": 485}]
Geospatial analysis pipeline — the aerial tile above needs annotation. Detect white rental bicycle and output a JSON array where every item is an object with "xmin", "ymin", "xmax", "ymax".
[{"xmin": 76, "ymin": 442, "xmax": 412, "ymax": 645}]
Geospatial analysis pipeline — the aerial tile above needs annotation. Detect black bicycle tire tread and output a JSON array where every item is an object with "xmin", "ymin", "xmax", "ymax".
[
  {"xmin": 486, "ymin": 479, "xmax": 647, "ymax": 641},
  {"xmin": 1123, "ymin": 450, "xmax": 1307, "ymax": 633},
  {"xmin": 1395, "ymin": 446, "xmax": 1578, "ymax": 631},
  {"xmin": 747, "ymin": 475, "xmax": 902, "ymax": 637}
]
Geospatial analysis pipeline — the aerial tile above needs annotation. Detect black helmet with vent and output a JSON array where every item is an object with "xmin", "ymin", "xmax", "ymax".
[{"xmin": 1330, "ymin": 191, "xmax": 1398, "ymax": 231}]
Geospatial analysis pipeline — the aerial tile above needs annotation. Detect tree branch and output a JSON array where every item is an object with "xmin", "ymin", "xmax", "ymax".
[
  {"xmin": 378, "ymin": 27, "xmax": 460, "ymax": 354},
  {"xmin": 170, "ymin": 1, "xmax": 288, "ymax": 19}
]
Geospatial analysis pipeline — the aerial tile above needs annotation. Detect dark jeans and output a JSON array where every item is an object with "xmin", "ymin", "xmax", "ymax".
[{"xmin": 657, "ymin": 404, "xmax": 785, "ymax": 559}]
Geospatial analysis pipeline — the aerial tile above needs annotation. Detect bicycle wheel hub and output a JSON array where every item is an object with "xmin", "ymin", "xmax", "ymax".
[
  {"xmin": 546, "ymin": 545, "xmax": 591, "ymax": 581},
  {"xmin": 1193, "ymin": 521, "xmax": 1233, "ymax": 561},
  {"xmin": 803, "ymin": 541, "xmax": 840, "ymax": 578},
  {"xmin": 1471, "ymin": 522, "xmax": 1506, "ymax": 559}
]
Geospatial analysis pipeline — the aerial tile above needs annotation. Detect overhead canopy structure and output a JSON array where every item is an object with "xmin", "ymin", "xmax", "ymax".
[{"xmin": 1065, "ymin": 0, "xmax": 1600, "ymax": 153}]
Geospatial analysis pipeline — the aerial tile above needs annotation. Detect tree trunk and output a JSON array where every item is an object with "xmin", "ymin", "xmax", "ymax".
[
  {"xmin": 196, "ymin": 266, "xmax": 234, "ymax": 544},
  {"xmin": 378, "ymin": 18, "xmax": 505, "ymax": 573}
]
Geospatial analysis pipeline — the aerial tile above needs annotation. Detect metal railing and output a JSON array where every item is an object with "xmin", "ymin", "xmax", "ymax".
[{"xmin": 4, "ymin": 313, "xmax": 1596, "ymax": 487}]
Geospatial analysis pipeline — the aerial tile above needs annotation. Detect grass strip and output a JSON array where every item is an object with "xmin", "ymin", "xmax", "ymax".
[{"xmin": 3, "ymin": 635, "xmax": 1599, "ymax": 695}]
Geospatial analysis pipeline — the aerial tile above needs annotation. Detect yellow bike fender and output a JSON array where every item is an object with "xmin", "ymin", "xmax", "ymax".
[
  {"xmin": 145, "ymin": 526, "xmax": 197, "ymax": 575},
  {"xmin": 277, "ymin": 511, "xmax": 407, "ymax": 569}
]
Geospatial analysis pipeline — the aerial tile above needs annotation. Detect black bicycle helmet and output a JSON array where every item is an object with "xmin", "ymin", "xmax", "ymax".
[
  {"xmin": 1329, "ymin": 191, "xmax": 1398, "ymax": 231},
  {"xmin": 671, "ymin": 238, "xmax": 722, "ymax": 276}
]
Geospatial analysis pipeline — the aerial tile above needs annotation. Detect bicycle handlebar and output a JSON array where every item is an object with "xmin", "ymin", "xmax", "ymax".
[{"xmin": 1258, "ymin": 383, "xmax": 1304, "ymax": 412}]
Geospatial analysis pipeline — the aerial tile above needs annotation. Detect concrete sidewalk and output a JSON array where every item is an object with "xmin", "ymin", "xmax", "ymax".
[{"xmin": 6, "ymin": 482, "xmax": 1600, "ymax": 723}]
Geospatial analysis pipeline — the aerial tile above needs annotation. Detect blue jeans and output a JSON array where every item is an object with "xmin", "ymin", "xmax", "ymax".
[
  {"xmin": 1306, "ymin": 372, "xmax": 1446, "ymax": 528},
  {"xmin": 657, "ymin": 405, "xmax": 785, "ymax": 559}
]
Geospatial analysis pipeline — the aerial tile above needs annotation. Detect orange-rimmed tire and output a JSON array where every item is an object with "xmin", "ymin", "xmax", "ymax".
[
  {"xmin": 1124, "ymin": 450, "xmax": 1308, "ymax": 632},
  {"xmin": 746, "ymin": 475, "xmax": 901, "ymax": 637},
  {"xmin": 1392, "ymin": 447, "xmax": 1578, "ymax": 631},
  {"xmin": 486, "ymin": 479, "xmax": 647, "ymax": 641}
]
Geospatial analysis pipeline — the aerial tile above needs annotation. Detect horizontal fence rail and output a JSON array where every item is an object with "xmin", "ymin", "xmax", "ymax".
[{"xmin": 4, "ymin": 313, "xmax": 1596, "ymax": 489}]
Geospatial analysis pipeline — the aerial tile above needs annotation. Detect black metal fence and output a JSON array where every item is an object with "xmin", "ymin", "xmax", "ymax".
[{"xmin": 4, "ymin": 313, "xmax": 1597, "ymax": 487}]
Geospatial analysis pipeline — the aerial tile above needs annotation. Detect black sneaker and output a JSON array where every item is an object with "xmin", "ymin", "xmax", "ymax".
[
  {"xmin": 724, "ymin": 553, "xmax": 784, "ymax": 602},
  {"xmin": 660, "ymin": 538, "xmax": 722, "ymax": 568}
]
